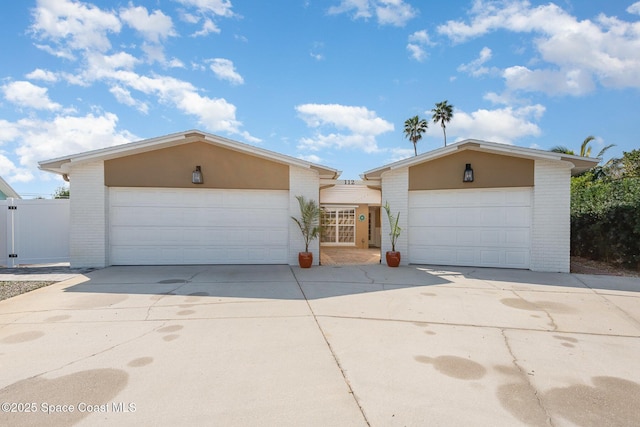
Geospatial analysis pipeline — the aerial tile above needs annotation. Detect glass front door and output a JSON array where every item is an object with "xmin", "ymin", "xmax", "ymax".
[{"xmin": 321, "ymin": 207, "xmax": 356, "ymax": 245}]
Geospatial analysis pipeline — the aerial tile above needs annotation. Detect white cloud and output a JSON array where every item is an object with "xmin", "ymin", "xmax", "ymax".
[
  {"xmin": 502, "ymin": 65, "xmax": 595, "ymax": 96},
  {"xmin": 33, "ymin": 43, "xmax": 76, "ymax": 60},
  {"xmin": 0, "ymin": 119, "xmax": 20, "ymax": 143},
  {"xmin": 297, "ymin": 104, "xmax": 393, "ymax": 135},
  {"xmin": 3, "ymin": 112, "xmax": 136, "ymax": 179},
  {"xmin": 387, "ymin": 147, "xmax": 414, "ymax": 163},
  {"xmin": 0, "ymin": 154, "xmax": 34, "ymax": 183},
  {"xmin": 406, "ymin": 44, "xmax": 426, "ymax": 62},
  {"xmin": 407, "ymin": 30, "xmax": 434, "ymax": 61},
  {"xmin": 328, "ymin": 0, "xmax": 372, "ymax": 19},
  {"xmin": 175, "ymin": 0, "xmax": 234, "ymax": 36},
  {"xmin": 178, "ymin": 10, "xmax": 200, "ymax": 24},
  {"xmin": 25, "ymin": 68, "xmax": 58, "ymax": 82},
  {"xmin": 310, "ymin": 42, "xmax": 325, "ymax": 61},
  {"xmin": 2, "ymin": 81, "xmax": 61, "ymax": 111},
  {"xmin": 192, "ymin": 18, "xmax": 220, "ymax": 36},
  {"xmin": 328, "ymin": 0, "xmax": 416, "ymax": 26},
  {"xmin": 296, "ymin": 104, "xmax": 394, "ymax": 153},
  {"xmin": 109, "ymin": 86, "xmax": 149, "ymax": 114},
  {"xmin": 52, "ymin": 49, "xmax": 255, "ymax": 141},
  {"xmin": 141, "ymin": 42, "xmax": 169, "ymax": 64},
  {"xmin": 209, "ymin": 58, "xmax": 244, "ymax": 85},
  {"xmin": 408, "ymin": 29, "xmax": 432, "ymax": 45},
  {"xmin": 627, "ymin": 2, "xmax": 640, "ymax": 15},
  {"xmin": 119, "ymin": 5, "xmax": 176, "ymax": 43},
  {"xmin": 30, "ymin": 0, "xmax": 121, "ymax": 53},
  {"xmin": 448, "ymin": 104, "xmax": 545, "ymax": 144},
  {"xmin": 117, "ymin": 71, "xmax": 256, "ymax": 140},
  {"xmin": 376, "ymin": 0, "xmax": 417, "ymax": 26},
  {"xmin": 298, "ymin": 154, "xmax": 322, "ymax": 163},
  {"xmin": 457, "ymin": 46, "xmax": 495, "ymax": 77},
  {"xmin": 174, "ymin": 0, "xmax": 234, "ymax": 17},
  {"xmin": 167, "ymin": 58, "xmax": 186, "ymax": 68},
  {"xmin": 437, "ymin": 0, "xmax": 640, "ymax": 93}
]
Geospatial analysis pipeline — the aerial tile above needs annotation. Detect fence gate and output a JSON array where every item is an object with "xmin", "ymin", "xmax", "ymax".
[{"xmin": 1, "ymin": 198, "xmax": 70, "ymax": 267}]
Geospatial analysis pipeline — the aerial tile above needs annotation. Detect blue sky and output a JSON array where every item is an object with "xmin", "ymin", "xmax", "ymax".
[{"xmin": 1, "ymin": 0, "xmax": 639, "ymax": 198}]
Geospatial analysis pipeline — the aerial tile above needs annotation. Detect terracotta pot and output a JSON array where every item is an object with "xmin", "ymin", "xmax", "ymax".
[
  {"xmin": 298, "ymin": 252, "xmax": 313, "ymax": 268},
  {"xmin": 386, "ymin": 251, "xmax": 401, "ymax": 267}
]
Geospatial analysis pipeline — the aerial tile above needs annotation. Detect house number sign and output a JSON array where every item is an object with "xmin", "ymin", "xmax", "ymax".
[{"xmin": 358, "ymin": 214, "xmax": 366, "ymax": 222}]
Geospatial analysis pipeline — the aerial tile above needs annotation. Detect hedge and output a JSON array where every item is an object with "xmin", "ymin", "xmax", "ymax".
[{"xmin": 571, "ymin": 176, "xmax": 640, "ymax": 269}]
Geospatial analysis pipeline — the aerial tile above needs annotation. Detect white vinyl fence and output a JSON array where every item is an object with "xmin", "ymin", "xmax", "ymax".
[{"xmin": 0, "ymin": 198, "xmax": 70, "ymax": 267}]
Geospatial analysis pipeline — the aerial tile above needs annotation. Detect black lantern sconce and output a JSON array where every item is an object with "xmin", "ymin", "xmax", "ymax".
[
  {"xmin": 463, "ymin": 163, "xmax": 474, "ymax": 182},
  {"xmin": 192, "ymin": 166, "xmax": 203, "ymax": 184}
]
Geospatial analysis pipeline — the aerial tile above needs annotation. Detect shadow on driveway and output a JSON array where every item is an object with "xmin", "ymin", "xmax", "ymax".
[{"xmin": 61, "ymin": 264, "xmax": 454, "ymax": 300}]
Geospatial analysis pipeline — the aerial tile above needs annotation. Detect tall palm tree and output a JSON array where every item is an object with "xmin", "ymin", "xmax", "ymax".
[
  {"xmin": 431, "ymin": 100, "xmax": 454, "ymax": 147},
  {"xmin": 403, "ymin": 115, "xmax": 428, "ymax": 156}
]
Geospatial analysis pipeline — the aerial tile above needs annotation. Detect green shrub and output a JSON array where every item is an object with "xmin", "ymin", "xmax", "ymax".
[{"xmin": 571, "ymin": 176, "xmax": 640, "ymax": 269}]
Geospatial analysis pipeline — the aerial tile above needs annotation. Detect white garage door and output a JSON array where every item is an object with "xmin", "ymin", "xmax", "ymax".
[
  {"xmin": 409, "ymin": 188, "xmax": 531, "ymax": 269},
  {"xmin": 109, "ymin": 188, "xmax": 289, "ymax": 265}
]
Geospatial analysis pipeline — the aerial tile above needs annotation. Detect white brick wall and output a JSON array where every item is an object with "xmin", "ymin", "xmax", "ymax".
[
  {"xmin": 69, "ymin": 161, "xmax": 108, "ymax": 268},
  {"xmin": 531, "ymin": 159, "xmax": 572, "ymax": 272},
  {"xmin": 289, "ymin": 166, "xmax": 320, "ymax": 265},
  {"xmin": 381, "ymin": 168, "xmax": 409, "ymax": 265}
]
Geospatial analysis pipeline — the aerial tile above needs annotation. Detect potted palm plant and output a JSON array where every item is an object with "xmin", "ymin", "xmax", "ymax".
[
  {"xmin": 383, "ymin": 201, "xmax": 402, "ymax": 267},
  {"xmin": 291, "ymin": 195, "xmax": 321, "ymax": 268}
]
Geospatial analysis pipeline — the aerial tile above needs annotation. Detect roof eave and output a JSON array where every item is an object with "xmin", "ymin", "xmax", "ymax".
[
  {"xmin": 362, "ymin": 139, "xmax": 601, "ymax": 178},
  {"xmin": 38, "ymin": 130, "xmax": 340, "ymax": 178},
  {"xmin": 0, "ymin": 176, "xmax": 21, "ymax": 199}
]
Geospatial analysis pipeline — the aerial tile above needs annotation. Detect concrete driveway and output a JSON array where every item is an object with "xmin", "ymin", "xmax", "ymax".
[{"xmin": 1, "ymin": 265, "xmax": 640, "ymax": 426}]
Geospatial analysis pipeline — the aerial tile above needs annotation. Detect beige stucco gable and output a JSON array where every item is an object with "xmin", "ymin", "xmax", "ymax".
[
  {"xmin": 104, "ymin": 141, "xmax": 290, "ymax": 190},
  {"xmin": 408, "ymin": 150, "xmax": 534, "ymax": 191}
]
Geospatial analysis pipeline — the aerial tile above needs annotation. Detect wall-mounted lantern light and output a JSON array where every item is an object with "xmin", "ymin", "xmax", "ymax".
[
  {"xmin": 192, "ymin": 166, "xmax": 203, "ymax": 184},
  {"xmin": 463, "ymin": 163, "xmax": 474, "ymax": 182}
]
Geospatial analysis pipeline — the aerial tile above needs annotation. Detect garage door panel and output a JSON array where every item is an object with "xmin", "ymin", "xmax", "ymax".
[
  {"xmin": 480, "ymin": 229, "xmax": 500, "ymax": 245},
  {"xmin": 109, "ymin": 188, "xmax": 289, "ymax": 265},
  {"xmin": 480, "ymin": 249, "xmax": 501, "ymax": 265},
  {"xmin": 410, "ymin": 206, "xmax": 527, "ymax": 228},
  {"xmin": 409, "ymin": 188, "xmax": 531, "ymax": 269},
  {"xmin": 505, "ymin": 251, "xmax": 529, "ymax": 267},
  {"xmin": 505, "ymin": 229, "xmax": 529, "ymax": 245},
  {"xmin": 504, "ymin": 207, "xmax": 530, "ymax": 227}
]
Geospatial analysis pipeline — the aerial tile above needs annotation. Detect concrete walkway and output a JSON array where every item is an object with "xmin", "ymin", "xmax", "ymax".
[
  {"xmin": 1, "ymin": 265, "xmax": 640, "ymax": 426},
  {"xmin": 320, "ymin": 247, "xmax": 381, "ymax": 265}
]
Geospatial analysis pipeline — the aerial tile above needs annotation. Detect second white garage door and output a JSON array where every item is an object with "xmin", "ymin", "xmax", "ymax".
[
  {"xmin": 408, "ymin": 188, "xmax": 531, "ymax": 269},
  {"xmin": 109, "ymin": 187, "xmax": 289, "ymax": 265}
]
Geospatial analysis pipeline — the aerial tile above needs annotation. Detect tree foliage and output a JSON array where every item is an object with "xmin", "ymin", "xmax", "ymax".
[
  {"xmin": 570, "ymin": 151, "xmax": 640, "ymax": 269},
  {"xmin": 290, "ymin": 195, "xmax": 321, "ymax": 253},
  {"xmin": 550, "ymin": 136, "xmax": 615, "ymax": 160},
  {"xmin": 403, "ymin": 115, "xmax": 428, "ymax": 156},
  {"xmin": 383, "ymin": 201, "xmax": 401, "ymax": 252},
  {"xmin": 431, "ymin": 100, "xmax": 454, "ymax": 147},
  {"xmin": 53, "ymin": 186, "xmax": 70, "ymax": 199}
]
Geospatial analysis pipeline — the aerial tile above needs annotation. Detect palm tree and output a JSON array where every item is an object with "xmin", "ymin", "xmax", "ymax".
[
  {"xmin": 579, "ymin": 135, "xmax": 596, "ymax": 157},
  {"xmin": 404, "ymin": 115, "xmax": 428, "ymax": 156},
  {"xmin": 551, "ymin": 136, "xmax": 615, "ymax": 159},
  {"xmin": 431, "ymin": 100, "xmax": 454, "ymax": 147},
  {"xmin": 550, "ymin": 146, "xmax": 574, "ymax": 155}
]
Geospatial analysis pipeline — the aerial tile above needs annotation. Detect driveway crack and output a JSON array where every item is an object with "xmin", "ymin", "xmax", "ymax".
[
  {"xmin": 356, "ymin": 266, "xmax": 375, "ymax": 284},
  {"xmin": 501, "ymin": 328, "xmax": 555, "ymax": 427},
  {"xmin": 290, "ymin": 267, "xmax": 371, "ymax": 426},
  {"xmin": 572, "ymin": 274, "xmax": 640, "ymax": 330},
  {"xmin": 144, "ymin": 281, "xmax": 192, "ymax": 321},
  {"xmin": 32, "ymin": 321, "xmax": 170, "ymax": 379},
  {"xmin": 511, "ymin": 290, "xmax": 558, "ymax": 331}
]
